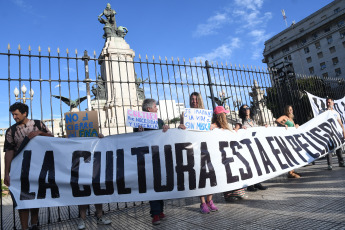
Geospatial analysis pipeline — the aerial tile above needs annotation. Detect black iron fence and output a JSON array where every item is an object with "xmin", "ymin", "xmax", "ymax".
[{"xmin": 0, "ymin": 46, "xmax": 344, "ymax": 229}]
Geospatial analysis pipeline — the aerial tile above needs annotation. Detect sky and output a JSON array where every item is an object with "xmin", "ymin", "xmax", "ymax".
[{"xmin": 0, "ymin": 0, "xmax": 335, "ymax": 127}]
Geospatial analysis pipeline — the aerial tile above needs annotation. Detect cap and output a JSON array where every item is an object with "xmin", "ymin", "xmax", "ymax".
[{"xmin": 214, "ymin": 106, "xmax": 230, "ymax": 114}]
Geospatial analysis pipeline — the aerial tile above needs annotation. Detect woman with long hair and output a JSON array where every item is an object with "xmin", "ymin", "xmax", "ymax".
[
  {"xmin": 276, "ymin": 105, "xmax": 301, "ymax": 178},
  {"xmin": 239, "ymin": 104, "xmax": 268, "ymax": 192},
  {"xmin": 178, "ymin": 92, "xmax": 204, "ymax": 129}
]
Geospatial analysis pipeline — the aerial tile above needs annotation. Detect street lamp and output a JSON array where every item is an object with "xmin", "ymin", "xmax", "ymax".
[{"xmin": 13, "ymin": 84, "xmax": 34, "ymax": 103}]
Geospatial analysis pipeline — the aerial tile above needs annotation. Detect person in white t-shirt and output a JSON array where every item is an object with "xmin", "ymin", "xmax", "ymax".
[{"xmin": 322, "ymin": 97, "xmax": 345, "ymax": 170}]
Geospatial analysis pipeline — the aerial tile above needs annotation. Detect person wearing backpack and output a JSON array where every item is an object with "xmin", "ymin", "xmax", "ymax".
[{"xmin": 4, "ymin": 102, "xmax": 53, "ymax": 230}]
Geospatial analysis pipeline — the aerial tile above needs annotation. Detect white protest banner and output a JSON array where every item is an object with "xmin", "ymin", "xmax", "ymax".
[
  {"xmin": 126, "ymin": 109, "xmax": 158, "ymax": 129},
  {"xmin": 306, "ymin": 91, "xmax": 345, "ymax": 125},
  {"xmin": 184, "ymin": 108, "xmax": 212, "ymax": 131},
  {"xmin": 9, "ymin": 111, "xmax": 344, "ymax": 209},
  {"xmin": 64, "ymin": 111, "xmax": 99, "ymax": 138}
]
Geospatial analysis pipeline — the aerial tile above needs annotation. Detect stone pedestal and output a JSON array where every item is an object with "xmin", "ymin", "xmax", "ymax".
[{"xmin": 97, "ymin": 37, "xmax": 142, "ymax": 134}]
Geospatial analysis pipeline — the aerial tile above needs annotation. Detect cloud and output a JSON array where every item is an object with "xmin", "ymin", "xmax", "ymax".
[
  {"xmin": 234, "ymin": 0, "xmax": 263, "ymax": 11},
  {"xmin": 193, "ymin": 13, "xmax": 230, "ymax": 37},
  {"xmin": 193, "ymin": 38, "xmax": 240, "ymax": 62},
  {"xmin": 55, "ymin": 84, "xmax": 61, "ymax": 88},
  {"xmin": 11, "ymin": 0, "xmax": 33, "ymax": 13}
]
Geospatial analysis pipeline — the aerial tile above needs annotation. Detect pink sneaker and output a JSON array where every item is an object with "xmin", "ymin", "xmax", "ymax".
[
  {"xmin": 200, "ymin": 203, "xmax": 210, "ymax": 214},
  {"xmin": 207, "ymin": 200, "xmax": 218, "ymax": 212}
]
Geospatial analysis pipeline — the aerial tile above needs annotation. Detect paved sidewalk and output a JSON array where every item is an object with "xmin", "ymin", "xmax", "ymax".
[{"xmin": 3, "ymin": 158, "xmax": 345, "ymax": 229}]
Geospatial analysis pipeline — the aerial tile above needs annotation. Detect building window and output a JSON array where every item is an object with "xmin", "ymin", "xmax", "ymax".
[
  {"xmin": 320, "ymin": 62, "xmax": 326, "ymax": 70},
  {"xmin": 304, "ymin": 47, "xmax": 310, "ymax": 53},
  {"xmin": 312, "ymin": 32, "xmax": 318, "ymax": 40},
  {"xmin": 335, "ymin": 68, "xmax": 341, "ymax": 76},
  {"xmin": 332, "ymin": 57, "xmax": 339, "ymax": 65},
  {"xmin": 309, "ymin": 67, "xmax": 314, "ymax": 74},
  {"xmin": 340, "ymin": 30, "xmax": 345, "ymax": 38},
  {"xmin": 322, "ymin": 73, "xmax": 328, "ymax": 78},
  {"xmin": 327, "ymin": 36, "xmax": 333, "ymax": 44},
  {"xmin": 317, "ymin": 52, "xmax": 323, "ymax": 58},
  {"xmin": 315, "ymin": 41, "xmax": 321, "ymax": 49},
  {"xmin": 324, "ymin": 26, "xmax": 331, "ymax": 33},
  {"xmin": 329, "ymin": 46, "xmax": 336, "ymax": 53},
  {"xmin": 338, "ymin": 19, "xmax": 345, "ymax": 28},
  {"xmin": 334, "ymin": 7, "xmax": 340, "ymax": 14},
  {"xmin": 282, "ymin": 46, "xmax": 289, "ymax": 54},
  {"xmin": 300, "ymin": 38, "xmax": 307, "ymax": 45},
  {"xmin": 306, "ymin": 57, "xmax": 312, "ymax": 63}
]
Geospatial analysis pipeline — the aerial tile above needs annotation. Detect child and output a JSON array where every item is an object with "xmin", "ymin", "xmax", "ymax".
[{"xmin": 133, "ymin": 98, "xmax": 169, "ymax": 225}]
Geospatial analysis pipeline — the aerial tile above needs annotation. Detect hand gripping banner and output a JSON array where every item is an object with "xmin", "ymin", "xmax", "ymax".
[{"xmin": 9, "ymin": 111, "xmax": 344, "ymax": 209}]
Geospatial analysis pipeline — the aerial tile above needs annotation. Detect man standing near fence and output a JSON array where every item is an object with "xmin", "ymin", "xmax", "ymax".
[
  {"xmin": 4, "ymin": 102, "xmax": 53, "ymax": 230},
  {"xmin": 322, "ymin": 97, "xmax": 345, "ymax": 170}
]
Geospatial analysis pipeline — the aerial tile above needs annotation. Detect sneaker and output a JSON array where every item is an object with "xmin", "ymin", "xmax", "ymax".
[
  {"xmin": 159, "ymin": 212, "xmax": 166, "ymax": 220},
  {"xmin": 328, "ymin": 165, "xmax": 333, "ymax": 170},
  {"xmin": 239, "ymin": 194, "xmax": 249, "ymax": 200},
  {"xmin": 200, "ymin": 203, "xmax": 210, "ymax": 214},
  {"xmin": 206, "ymin": 200, "xmax": 218, "ymax": 212},
  {"xmin": 287, "ymin": 172, "xmax": 300, "ymax": 178},
  {"xmin": 254, "ymin": 183, "xmax": 268, "ymax": 190},
  {"xmin": 97, "ymin": 216, "xmax": 112, "ymax": 225},
  {"xmin": 247, "ymin": 185, "xmax": 258, "ymax": 192},
  {"xmin": 152, "ymin": 215, "xmax": 161, "ymax": 225},
  {"xmin": 77, "ymin": 219, "xmax": 85, "ymax": 230}
]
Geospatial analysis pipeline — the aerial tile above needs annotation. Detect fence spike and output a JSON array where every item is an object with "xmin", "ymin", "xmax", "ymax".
[
  {"xmin": 48, "ymin": 47, "xmax": 51, "ymax": 53},
  {"xmin": 93, "ymin": 50, "xmax": 96, "ymax": 56},
  {"xmin": 165, "ymin": 56, "xmax": 167, "ymax": 61},
  {"xmin": 28, "ymin": 45, "xmax": 31, "ymax": 51},
  {"xmin": 145, "ymin": 54, "xmax": 148, "ymax": 60},
  {"xmin": 171, "ymin": 57, "xmax": 174, "ymax": 61},
  {"xmin": 152, "ymin": 55, "xmax": 155, "ymax": 60},
  {"xmin": 66, "ymin": 48, "xmax": 69, "ymax": 54},
  {"xmin": 75, "ymin": 49, "xmax": 78, "ymax": 55},
  {"xmin": 7, "ymin": 43, "xmax": 10, "ymax": 50},
  {"xmin": 189, "ymin": 58, "xmax": 191, "ymax": 63},
  {"xmin": 138, "ymin": 54, "xmax": 141, "ymax": 59},
  {"xmin": 199, "ymin": 59, "xmax": 202, "ymax": 64},
  {"xmin": 216, "ymin": 61, "xmax": 218, "ymax": 66},
  {"xmin": 177, "ymin": 57, "xmax": 180, "ymax": 62},
  {"xmin": 18, "ymin": 44, "xmax": 21, "ymax": 51},
  {"xmin": 159, "ymin": 56, "xmax": 161, "ymax": 61},
  {"xmin": 38, "ymin": 46, "xmax": 41, "ymax": 52},
  {"xmin": 57, "ymin": 47, "xmax": 60, "ymax": 53},
  {"xmin": 194, "ymin": 59, "xmax": 197, "ymax": 64},
  {"xmin": 183, "ymin": 57, "xmax": 185, "ymax": 62},
  {"xmin": 221, "ymin": 62, "xmax": 223, "ymax": 66}
]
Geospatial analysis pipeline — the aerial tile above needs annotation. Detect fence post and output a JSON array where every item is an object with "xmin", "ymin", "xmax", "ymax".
[
  {"xmin": 82, "ymin": 50, "xmax": 92, "ymax": 111},
  {"xmin": 205, "ymin": 60, "xmax": 216, "ymax": 109}
]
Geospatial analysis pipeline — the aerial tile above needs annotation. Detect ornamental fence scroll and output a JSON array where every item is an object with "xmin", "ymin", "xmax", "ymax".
[{"xmin": 0, "ymin": 47, "xmax": 344, "ymax": 229}]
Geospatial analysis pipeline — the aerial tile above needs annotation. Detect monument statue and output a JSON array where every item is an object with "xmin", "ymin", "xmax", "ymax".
[
  {"xmin": 52, "ymin": 95, "xmax": 88, "ymax": 111},
  {"xmin": 98, "ymin": 3, "xmax": 128, "ymax": 39},
  {"xmin": 91, "ymin": 75, "xmax": 107, "ymax": 100}
]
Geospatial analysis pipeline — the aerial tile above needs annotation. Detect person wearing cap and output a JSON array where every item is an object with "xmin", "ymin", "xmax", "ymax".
[
  {"xmin": 239, "ymin": 104, "xmax": 268, "ymax": 192},
  {"xmin": 211, "ymin": 106, "xmax": 249, "ymax": 202}
]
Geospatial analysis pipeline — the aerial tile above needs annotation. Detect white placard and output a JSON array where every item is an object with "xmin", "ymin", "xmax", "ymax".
[
  {"xmin": 126, "ymin": 109, "xmax": 158, "ymax": 129},
  {"xmin": 184, "ymin": 108, "xmax": 212, "ymax": 131}
]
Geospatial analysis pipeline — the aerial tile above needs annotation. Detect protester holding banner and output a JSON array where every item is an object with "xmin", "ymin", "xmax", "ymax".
[
  {"xmin": 134, "ymin": 98, "xmax": 169, "ymax": 225},
  {"xmin": 322, "ymin": 97, "xmax": 345, "ymax": 170},
  {"xmin": 239, "ymin": 105, "xmax": 268, "ymax": 191},
  {"xmin": 4, "ymin": 102, "xmax": 53, "ymax": 230},
  {"xmin": 276, "ymin": 105, "xmax": 302, "ymax": 178},
  {"xmin": 178, "ymin": 92, "xmax": 205, "ymax": 130}
]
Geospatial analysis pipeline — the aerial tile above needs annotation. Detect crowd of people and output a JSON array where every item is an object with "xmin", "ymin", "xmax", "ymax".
[{"xmin": 3, "ymin": 92, "xmax": 345, "ymax": 229}]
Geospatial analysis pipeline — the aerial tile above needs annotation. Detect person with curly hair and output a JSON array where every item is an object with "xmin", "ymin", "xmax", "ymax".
[{"xmin": 239, "ymin": 104, "xmax": 268, "ymax": 191}]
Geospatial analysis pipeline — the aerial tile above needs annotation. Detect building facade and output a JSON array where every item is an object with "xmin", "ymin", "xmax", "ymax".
[{"xmin": 263, "ymin": 0, "xmax": 345, "ymax": 84}]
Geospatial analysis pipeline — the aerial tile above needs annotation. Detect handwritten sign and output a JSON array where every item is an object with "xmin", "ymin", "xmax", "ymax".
[
  {"xmin": 184, "ymin": 108, "xmax": 212, "ymax": 131},
  {"xmin": 64, "ymin": 111, "xmax": 99, "ymax": 138},
  {"xmin": 126, "ymin": 109, "xmax": 159, "ymax": 129}
]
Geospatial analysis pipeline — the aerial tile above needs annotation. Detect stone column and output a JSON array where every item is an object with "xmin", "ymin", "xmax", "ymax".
[{"xmin": 95, "ymin": 36, "xmax": 142, "ymax": 134}]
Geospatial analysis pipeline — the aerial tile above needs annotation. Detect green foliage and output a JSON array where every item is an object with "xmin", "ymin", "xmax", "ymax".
[
  {"xmin": 1, "ymin": 179, "xmax": 9, "ymax": 197},
  {"xmin": 169, "ymin": 117, "xmax": 181, "ymax": 124}
]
